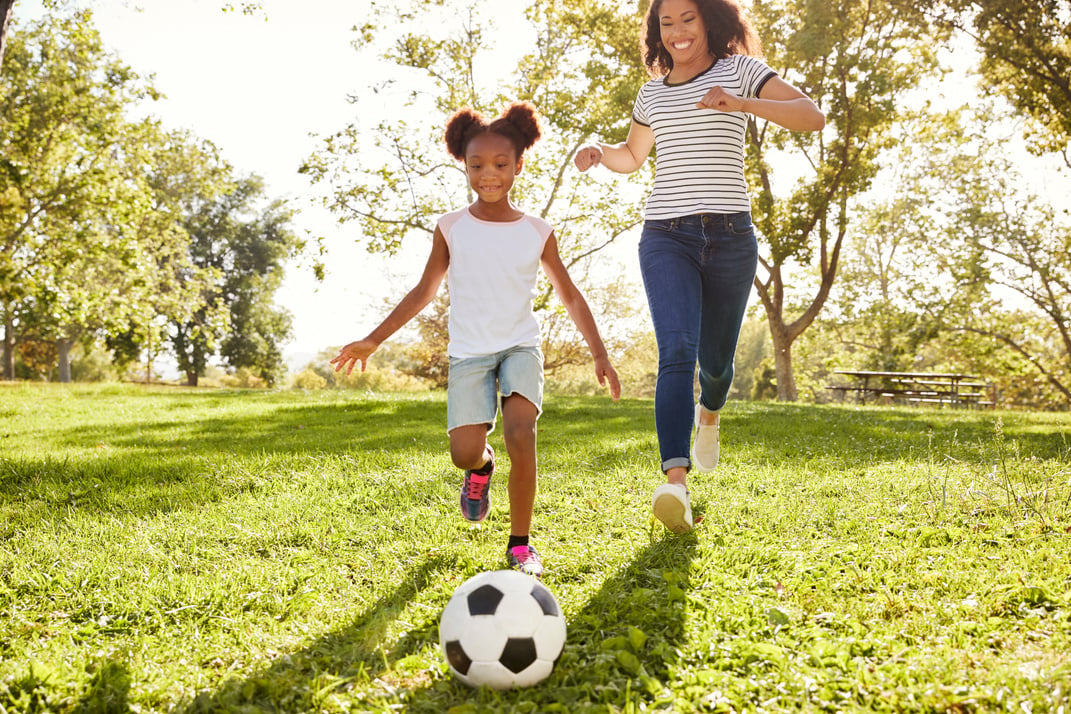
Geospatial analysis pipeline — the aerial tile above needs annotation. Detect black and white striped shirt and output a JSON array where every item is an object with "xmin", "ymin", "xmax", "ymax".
[{"xmin": 633, "ymin": 54, "xmax": 777, "ymax": 219}]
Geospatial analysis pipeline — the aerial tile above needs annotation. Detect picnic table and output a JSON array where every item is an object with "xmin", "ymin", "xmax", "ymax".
[{"xmin": 826, "ymin": 370, "xmax": 993, "ymax": 408}]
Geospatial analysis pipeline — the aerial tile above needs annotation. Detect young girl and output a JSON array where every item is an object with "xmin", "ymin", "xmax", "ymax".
[
  {"xmin": 331, "ymin": 101, "xmax": 621, "ymax": 577},
  {"xmin": 574, "ymin": 0, "xmax": 824, "ymax": 534}
]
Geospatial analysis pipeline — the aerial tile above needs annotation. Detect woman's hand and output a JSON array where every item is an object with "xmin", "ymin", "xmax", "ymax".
[
  {"xmin": 696, "ymin": 85, "xmax": 745, "ymax": 113},
  {"xmin": 573, "ymin": 145, "xmax": 604, "ymax": 172}
]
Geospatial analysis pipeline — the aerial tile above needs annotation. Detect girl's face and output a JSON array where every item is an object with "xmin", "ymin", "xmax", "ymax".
[
  {"xmin": 464, "ymin": 132, "xmax": 522, "ymax": 204},
  {"xmin": 658, "ymin": 0, "xmax": 710, "ymax": 68}
]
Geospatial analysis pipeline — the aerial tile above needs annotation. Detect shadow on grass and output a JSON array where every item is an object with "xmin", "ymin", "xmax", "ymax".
[
  {"xmin": 177, "ymin": 532, "xmax": 698, "ymax": 713},
  {"xmin": 0, "ymin": 396, "xmax": 656, "ymax": 524},
  {"xmin": 5, "ymin": 394, "xmax": 1066, "ymax": 531}
]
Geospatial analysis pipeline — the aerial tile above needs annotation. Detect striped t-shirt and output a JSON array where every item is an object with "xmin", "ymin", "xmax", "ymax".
[{"xmin": 633, "ymin": 54, "xmax": 777, "ymax": 219}]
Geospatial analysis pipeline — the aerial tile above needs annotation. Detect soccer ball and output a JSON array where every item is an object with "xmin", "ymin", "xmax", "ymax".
[{"xmin": 439, "ymin": 570, "xmax": 567, "ymax": 689}]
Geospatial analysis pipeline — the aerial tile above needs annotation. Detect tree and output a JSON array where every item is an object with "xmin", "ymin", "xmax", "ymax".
[
  {"xmin": 174, "ymin": 176, "xmax": 301, "ymax": 387},
  {"xmin": 818, "ymin": 102, "xmax": 1070, "ymax": 408},
  {"xmin": 0, "ymin": 0, "xmax": 13, "ymax": 67},
  {"xmin": 818, "ymin": 109, "xmax": 980, "ymax": 375},
  {"xmin": 0, "ymin": 9, "xmax": 157, "ymax": 380},
  {"xmin": 951, "ymin": 177, "xmax": 1071, "ymax": 406},
  {"xmin": 301, "ymin": 0, "xmax": 650, "ymax": 376},
  {"xmin": 925, "ymin": 0, "xmax": 1071, "ymax": 167},
  {"xmin": 745, "ymin": 0, "xmax": 941, "ymax": 400}
]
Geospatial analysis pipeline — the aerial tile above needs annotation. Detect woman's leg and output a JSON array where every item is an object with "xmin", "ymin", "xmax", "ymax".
[
  {"xmin": 638, "ymin": 219, "xmax": 703, "ymax": 478},
  {"xmin": 697, "ymin": 213, "xmax": 759, "ymax": 412}
]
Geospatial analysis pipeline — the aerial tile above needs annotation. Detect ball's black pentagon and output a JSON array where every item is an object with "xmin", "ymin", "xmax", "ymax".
[
  {"xmin": 467, "ymin": 584, "xmax": 504, "ymax": 616},
  {"xmin": 500, "ymin": 637, "xmax": 538, "ymax": 674},
  {"xmin": 530, "ymin": 583, "xmax": 560, "ymax": 617},
  {"xmin": 444, "ymin": 640, "xmax": 472, "ymax": 674}
]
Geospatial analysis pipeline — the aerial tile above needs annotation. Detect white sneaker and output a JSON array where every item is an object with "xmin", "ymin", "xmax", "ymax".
[
  {"xmin": 692, "ymin": 404, "xmax": 720, "ymax": 472},
  {"xmin": 652, "ymin": 483, "xmax": 693, "ymax": 534}
]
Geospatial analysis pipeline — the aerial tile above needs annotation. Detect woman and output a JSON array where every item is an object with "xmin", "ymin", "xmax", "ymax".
[{"xmin": 574, "ymin": 0, "xmax": 824, "ymax": 534}]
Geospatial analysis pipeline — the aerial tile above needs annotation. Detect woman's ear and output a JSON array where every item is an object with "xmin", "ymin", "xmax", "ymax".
[{"xmin": 515, "ymin": 156, "xmax": 525, "ymax": 174}]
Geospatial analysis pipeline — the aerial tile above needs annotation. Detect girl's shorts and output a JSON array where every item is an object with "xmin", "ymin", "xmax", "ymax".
[{"xmin": 446, "ymin": 345, "xmax": 544, "ymax": 433}]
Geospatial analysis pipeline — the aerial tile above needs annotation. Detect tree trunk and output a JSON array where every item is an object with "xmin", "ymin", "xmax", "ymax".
[
  {"xmin": 2, "ymin": 306, "xmax": 13, "ymax": 380},
  {"xmin": 57, "ymin": 337, "xmax": 73, "ymax": 383},
  {"xmin": 0, "ymin": 0, "xmax": 14, "ymax": 68},
  {"xmin": 770, "ymin": 327, "xmax": 798, "ymax": 402},
  {"xmin": 186, "ymin": 370, "xmax": 199, "ymax": 387}
]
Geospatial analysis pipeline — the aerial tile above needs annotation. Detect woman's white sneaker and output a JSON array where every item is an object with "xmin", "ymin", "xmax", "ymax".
[
  {"xmin": 692, "ymin": 404, "xmax": 720, "ymax": 472},
  {"xmin": 652, "ymin": 483, "xmax": 693, "ymax": 534}
]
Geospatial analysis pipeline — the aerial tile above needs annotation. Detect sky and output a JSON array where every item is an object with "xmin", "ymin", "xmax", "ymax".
[
  {"xmin": 12, "ymin": 0, "xmax": 539, "ymax": 369},
  {"xmin": 10, "ymin": 0, "xmax": 1071, "ymax": 372}
]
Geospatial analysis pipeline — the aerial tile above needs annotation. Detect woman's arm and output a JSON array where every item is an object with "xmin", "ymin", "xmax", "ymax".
[
  {"xmin": 574, "ymin": 120, "xmax": 656, "ymax": 174},
  {"xmin": 330, "ymin": 228, "xmax": 450, "ymax": 374},
  {"xmin": 697, "ymin": 75, "xmax": 826, "ymax": 132}
]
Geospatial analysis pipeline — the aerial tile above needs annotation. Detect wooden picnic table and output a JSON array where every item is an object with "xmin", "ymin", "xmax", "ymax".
[{"xmin": 826, "ymin": 370, "xmax": 992, "ymax": 408}]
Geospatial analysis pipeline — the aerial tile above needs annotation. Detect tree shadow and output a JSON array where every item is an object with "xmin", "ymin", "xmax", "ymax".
[
  {"xmin": 0, "ymin": 397, "xmax": 454, "ymax": 524},
  {"xmin": 72, "ymin": 661, "xmax": 132, "ymax": 714},
  {"xmin": 175, "ymin": 527, "xmax": 699, "ymax": 713},
  {"xmin": 181, "ymin": 552, "xmax": 465, "ymax": 713}
]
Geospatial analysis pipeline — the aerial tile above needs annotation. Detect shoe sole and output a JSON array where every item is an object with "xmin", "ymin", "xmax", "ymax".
[{"xmin": 653, "ymin": 492, "xmax": 692, "ymax": 534}]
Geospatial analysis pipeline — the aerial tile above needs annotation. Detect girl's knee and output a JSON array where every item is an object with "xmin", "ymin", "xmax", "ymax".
[
  {"xmin": 449, "ymin": 427, "xmax": 490, "ymax": 469},
  {"xmin": 502, "ymin": 420, "xmax": 536, "ymax": 452}
]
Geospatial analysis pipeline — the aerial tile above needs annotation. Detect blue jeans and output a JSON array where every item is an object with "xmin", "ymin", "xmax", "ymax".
[{"xmin": 638, "ymin": 212, "xmax": 758, "ymax": 472}]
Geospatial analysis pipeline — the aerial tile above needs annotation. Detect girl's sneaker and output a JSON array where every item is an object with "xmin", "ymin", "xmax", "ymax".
[
  {"xmin": 460, "ymin": 446, "xmax": 494, "ymax": 522},
  {"xmin": 507, "ymin": 545, "xmax": 543, "ymax": 578},
  {"xmin": 652, "ymin": 482, "xmax": 693, "ymax": 534}
]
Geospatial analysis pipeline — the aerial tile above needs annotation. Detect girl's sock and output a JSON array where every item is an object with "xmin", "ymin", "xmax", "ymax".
[{"xmin": 507, "ymin": 534, "xmax": 529, "ymax": 550}]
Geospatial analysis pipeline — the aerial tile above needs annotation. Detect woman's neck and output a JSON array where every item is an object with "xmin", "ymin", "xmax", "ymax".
[{"xmin": 666, "ymin": 55, "xmax": 715, "ymax": 84}]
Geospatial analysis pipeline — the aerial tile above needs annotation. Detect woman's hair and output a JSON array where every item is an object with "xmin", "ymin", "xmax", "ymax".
[
  {"xmin": 641, "ymin": 0, "xmax": 762, "ymax": 77},
  {"xmin": 443, "ymin": 101, "xmax": 542, "ymax": 161}
]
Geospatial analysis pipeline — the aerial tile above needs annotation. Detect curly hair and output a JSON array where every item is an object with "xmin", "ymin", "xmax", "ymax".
[
  {"xmin": 443, "ymin": 101, "xmax": 543, "ymax": 161},
  {"xmin": 641, "ymin": 0, "xmax": 762, "ymax": 77}
]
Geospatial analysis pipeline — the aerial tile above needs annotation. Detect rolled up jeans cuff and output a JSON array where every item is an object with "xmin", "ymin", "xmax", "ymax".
[{"xmin": 661, "ymin": 457, "xmax": 691, "ymax": 473}]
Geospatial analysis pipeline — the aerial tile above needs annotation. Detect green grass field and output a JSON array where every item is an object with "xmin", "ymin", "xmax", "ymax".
[{"xmin": 1, "ymin": 383, "xmax": 1069, "ymax": 713}]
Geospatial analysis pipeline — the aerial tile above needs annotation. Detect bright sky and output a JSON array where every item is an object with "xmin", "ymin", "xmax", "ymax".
[
  {"xmin": 12, "ymin": 0, "xmax": 537, "ymax": 367},
  {"xmin": 10, "ymin": 0, "xmax": 1070, "ymax": 371}
]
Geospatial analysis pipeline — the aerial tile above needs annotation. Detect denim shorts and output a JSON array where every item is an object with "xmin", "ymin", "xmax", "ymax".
[{"xmin": 446, "ymin": 345, "xmax": 544, "ymax": 433}]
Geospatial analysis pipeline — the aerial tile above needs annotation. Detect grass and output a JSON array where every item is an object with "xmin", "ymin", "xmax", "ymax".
[{"xmin": 0, "ymin": 382, "xmax": 1069, "ymax": 713}]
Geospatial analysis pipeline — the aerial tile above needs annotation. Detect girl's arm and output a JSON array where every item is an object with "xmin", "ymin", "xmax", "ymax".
[
  {"xmin": 573, "ymin": 120, "xmax": 655, "ymax": 174},
  {"xmin": 696, "ymin": 75, "xmax": 826, "ymax": 132},
  {"xmin": 330, "ymin": 228, "xmax": 450, "ymax": 375},
  {"xmin": 540, "ymin": 233, "xmax": 622, "ymax": 401}
]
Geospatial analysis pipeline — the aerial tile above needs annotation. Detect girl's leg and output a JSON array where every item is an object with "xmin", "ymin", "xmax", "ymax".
[
  {"xmin": 448, "ymin": 425, "xmax": 492, "ymax": 471},
  {"xmin": 500, "ymin": 393, "xmax": 538, "ymax": 536},
  {"xmin": 451, "ymin": 424, "xmax": 495, "ymax": 523},
  {"xmin": 447, "ymin": 353, "xmax": 499, "ymax": 522}
]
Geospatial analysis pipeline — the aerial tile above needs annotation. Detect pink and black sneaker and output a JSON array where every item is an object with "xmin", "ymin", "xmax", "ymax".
[
  {"xmin": 507, "ymin": 545, "xmax": 544, "ymax": 578},
  {"xmin": 460, "ymin": 446, "xmax": 494, "ymax": 522}
]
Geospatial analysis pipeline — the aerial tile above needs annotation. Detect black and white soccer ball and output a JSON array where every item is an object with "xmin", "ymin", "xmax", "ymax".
[{"xmin": 439, "ymin": 570, "xmax": 567, "ymax": 689}]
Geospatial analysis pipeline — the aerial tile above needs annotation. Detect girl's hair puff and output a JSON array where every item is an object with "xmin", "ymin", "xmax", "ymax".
[
  {"xmin": 641, "ymin": 0, "xmax": 762, "ymax": 77},
  {"xmin": 444, "ymin": 101, "xmax": 542, "ymax": 161}
]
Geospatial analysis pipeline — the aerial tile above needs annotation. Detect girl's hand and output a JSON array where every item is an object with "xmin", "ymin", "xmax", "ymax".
[
  {"xmin": 330, "ymin": 339, "xmax": 377, "ymax": 375},
  {"xmin": 594, "ymin": 356, "xmax": 622, "ymax": 402},
  {"xmin": 696, "ymin": 85, "xmax": 745, "ymax": 113},
  {"xmin": 573, "ymin": 145, "xmax": 603, "ymax": 172}
]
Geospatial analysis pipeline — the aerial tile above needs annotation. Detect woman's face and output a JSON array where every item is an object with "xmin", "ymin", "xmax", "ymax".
[{"xmin": 657, "ymin": 0, "xmax": 710, "ymax": 68}]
